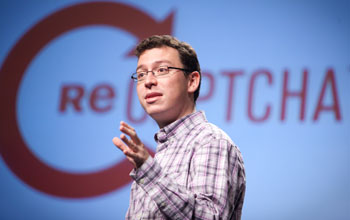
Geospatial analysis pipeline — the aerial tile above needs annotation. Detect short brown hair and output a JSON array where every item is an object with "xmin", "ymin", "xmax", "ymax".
[{"xmin": 135, "ymin": 35, "xmax": 201, "ymax": 102}]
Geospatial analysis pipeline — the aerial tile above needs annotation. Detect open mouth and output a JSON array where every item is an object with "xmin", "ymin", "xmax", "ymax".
[{"xmin": 145, "ymin": 92, "xmax": 162, "ymax": 103}]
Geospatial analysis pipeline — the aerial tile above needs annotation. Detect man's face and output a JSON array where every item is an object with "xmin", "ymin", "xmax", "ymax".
[{"xmin": 136, "ymin": 46, "xmax": 194, "ymax": 127}]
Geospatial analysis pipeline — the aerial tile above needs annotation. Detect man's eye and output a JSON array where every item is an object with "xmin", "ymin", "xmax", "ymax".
[
  {"xmin": 137, "ymin": 72, "xmax": 145, "ymax": 79},
  {"xmin": 158, "ymin": 67, "xmax": 168, "ymax": 73}
]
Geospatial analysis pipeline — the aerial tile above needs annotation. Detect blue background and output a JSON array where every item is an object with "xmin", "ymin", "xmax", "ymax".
[{"xmin": 0, "ymin": 0, "xmax": 349, "ymax": 219}]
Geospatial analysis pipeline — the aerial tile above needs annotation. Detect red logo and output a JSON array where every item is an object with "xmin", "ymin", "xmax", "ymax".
[{"xmin": 0, "ymin": 2, "xmax": 173, "ymax": 198}]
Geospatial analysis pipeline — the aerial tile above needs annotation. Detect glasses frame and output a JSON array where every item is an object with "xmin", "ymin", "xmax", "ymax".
[{"xmin": 131, "ymin": 66, "xmax": 192, "ymax": 82}]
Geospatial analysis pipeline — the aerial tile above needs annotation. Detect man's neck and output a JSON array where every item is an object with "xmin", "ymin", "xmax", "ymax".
[{"xmin": 155, "ymin": 107, "xmax": 196, "ymax": 128}]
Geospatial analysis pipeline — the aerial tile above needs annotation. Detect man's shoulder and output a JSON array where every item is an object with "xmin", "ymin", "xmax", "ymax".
[{"xmin": 192, "ymin": 120, "xmax": 235, "ymax": 145}]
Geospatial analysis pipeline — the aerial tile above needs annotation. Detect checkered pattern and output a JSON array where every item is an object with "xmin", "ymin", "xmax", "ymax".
[{"xmin": 126, "ymin": 111, "xmax": 246, "ymax": 220}]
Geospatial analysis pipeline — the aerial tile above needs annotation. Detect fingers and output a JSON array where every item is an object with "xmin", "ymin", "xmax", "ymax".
[
  {"xmin": 113, "ymin": 121, "xmax": 150, "ymax": 169},
  {"xmin": 112, "ymin": 136, "xmax": 138, "ymax": 155},
  {"xmin": 120, "ymin": 133, "xmax": 138, "ymax": 152},
  {"xmin": 113, "ymin": 122, "xmax": 140, "ymax": 153},
  {"xmin": 112, "ymin": 137, "xmax": 138, "ymax": 167},
  {"xmin": 112, "ymin": 137, "xmax": 127, "ymax": 152},
  {"xmin": 120, "ymin": 121, "xmax": 133, "ymax": 130},
  {"xmin": 120, "ymin": 121, "xmax": 135, "ymax": 136},
  {"xmin": 120, "ymin": 121, "xmax": 141, "ymax": 144}
]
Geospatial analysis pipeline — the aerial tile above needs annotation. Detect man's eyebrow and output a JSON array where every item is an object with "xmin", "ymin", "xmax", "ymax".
[
  {"xmin": 154, "ymin": 60, "xmax": 172, "ymax": 65},
  {"xmin": 136, "ymin": 60, "xmax": 172, "ymax": 71},
  {"xmin": 136, "ymin": 64, "xmax": 145, "ymax": 71}
]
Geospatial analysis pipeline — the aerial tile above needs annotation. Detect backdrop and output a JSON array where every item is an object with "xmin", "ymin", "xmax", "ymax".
[{"xmin": 0, "ymin": 0, "xmax": 349, "ymax": 219}]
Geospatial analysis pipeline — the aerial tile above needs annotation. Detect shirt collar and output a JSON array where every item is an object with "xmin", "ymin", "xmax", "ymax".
[{"xmin": 154, "ymin": 110, "xmax": 207, "ymax": 144}]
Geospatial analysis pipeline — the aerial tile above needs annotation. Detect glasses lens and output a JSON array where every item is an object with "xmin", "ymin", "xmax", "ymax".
[
  {"xmin": 155, "ymin": 66, "xmax": 169, "ymax": 77},
  {"xmin": 137, "ymin": 72, "xmax": 146, "ymax": 81}
]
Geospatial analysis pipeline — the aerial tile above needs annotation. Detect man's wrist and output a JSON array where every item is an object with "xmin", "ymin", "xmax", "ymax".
[
  {"xmin": 130, "ymin": 156, "xmax": 161, "ymax": 186},
  {"xmin": 130, "ymin": 156, "xmax": 152, "ymax": 180}
]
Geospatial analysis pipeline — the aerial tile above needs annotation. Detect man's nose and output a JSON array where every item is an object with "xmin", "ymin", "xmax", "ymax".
[{"xmin": 144, "ymin": 71, "xmax": 157, "ymax": 88}]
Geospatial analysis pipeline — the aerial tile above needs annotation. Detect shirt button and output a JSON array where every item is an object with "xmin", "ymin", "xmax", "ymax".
[
  {"xmin": 160, "ymin": 202, "xmax": 166, "ymax": 208},
  {"xmin": 139, "ymin": 178, "xmax": 144, "ymax": 184}
]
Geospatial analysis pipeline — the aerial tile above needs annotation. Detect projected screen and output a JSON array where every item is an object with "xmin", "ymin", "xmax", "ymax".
[{"xmin": 0, "ymin": 1, "xmax": 349, "ymax": 220}]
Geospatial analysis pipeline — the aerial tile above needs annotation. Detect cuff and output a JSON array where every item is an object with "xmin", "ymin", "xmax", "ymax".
[{"xmin": 129, "ymin": 156, "xmax": 161, "ymax": 186}]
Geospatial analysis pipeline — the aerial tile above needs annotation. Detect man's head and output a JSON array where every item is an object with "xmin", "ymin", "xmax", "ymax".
[
  {"xmin": 134, "ymin": 35, "xmax": 201, "ymax": 127},
  {"xmin": 135, "ymin": 35, "xmax": 201, "ymax": 102}
]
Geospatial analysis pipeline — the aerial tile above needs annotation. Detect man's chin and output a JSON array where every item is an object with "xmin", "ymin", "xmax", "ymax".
[
  {"xmin": 146, "ymin": 108, "xmax": 171, "ymax": 124},
  {"xmin": 147, "ymin": 109, "xmax": 165, "ymax": 119}
]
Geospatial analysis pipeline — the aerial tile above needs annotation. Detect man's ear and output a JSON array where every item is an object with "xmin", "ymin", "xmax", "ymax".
[{"xmin": 187, "ymin": 71, "xmax": 200, "ymax": 93}]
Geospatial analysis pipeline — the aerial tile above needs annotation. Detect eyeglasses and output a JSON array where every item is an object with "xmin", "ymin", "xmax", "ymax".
[{"xmin": 131, "ymin": 66, "xmax": 191, "ymax": 82}]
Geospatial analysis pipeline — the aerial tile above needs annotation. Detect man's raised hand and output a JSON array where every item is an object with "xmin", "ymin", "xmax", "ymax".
[{"xmin": 112, "ymin": 121, "xmax": 150, "ymax": 169}]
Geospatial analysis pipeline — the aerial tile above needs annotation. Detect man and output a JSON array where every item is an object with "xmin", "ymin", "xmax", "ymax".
[{"xmin": 112, "ymin": 35, "xmax": 245, "ymax": 219}]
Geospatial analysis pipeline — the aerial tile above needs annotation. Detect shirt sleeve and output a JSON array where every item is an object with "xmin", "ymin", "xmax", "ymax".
[{"xmin": 130, "ymin": 138, "xmax": 246, "ymax": 220}]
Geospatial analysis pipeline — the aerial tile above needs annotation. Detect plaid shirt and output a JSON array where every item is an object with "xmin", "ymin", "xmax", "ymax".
[{"xmin": 126, "ymin": 111, "xmax": 246, "ymax": 220}]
